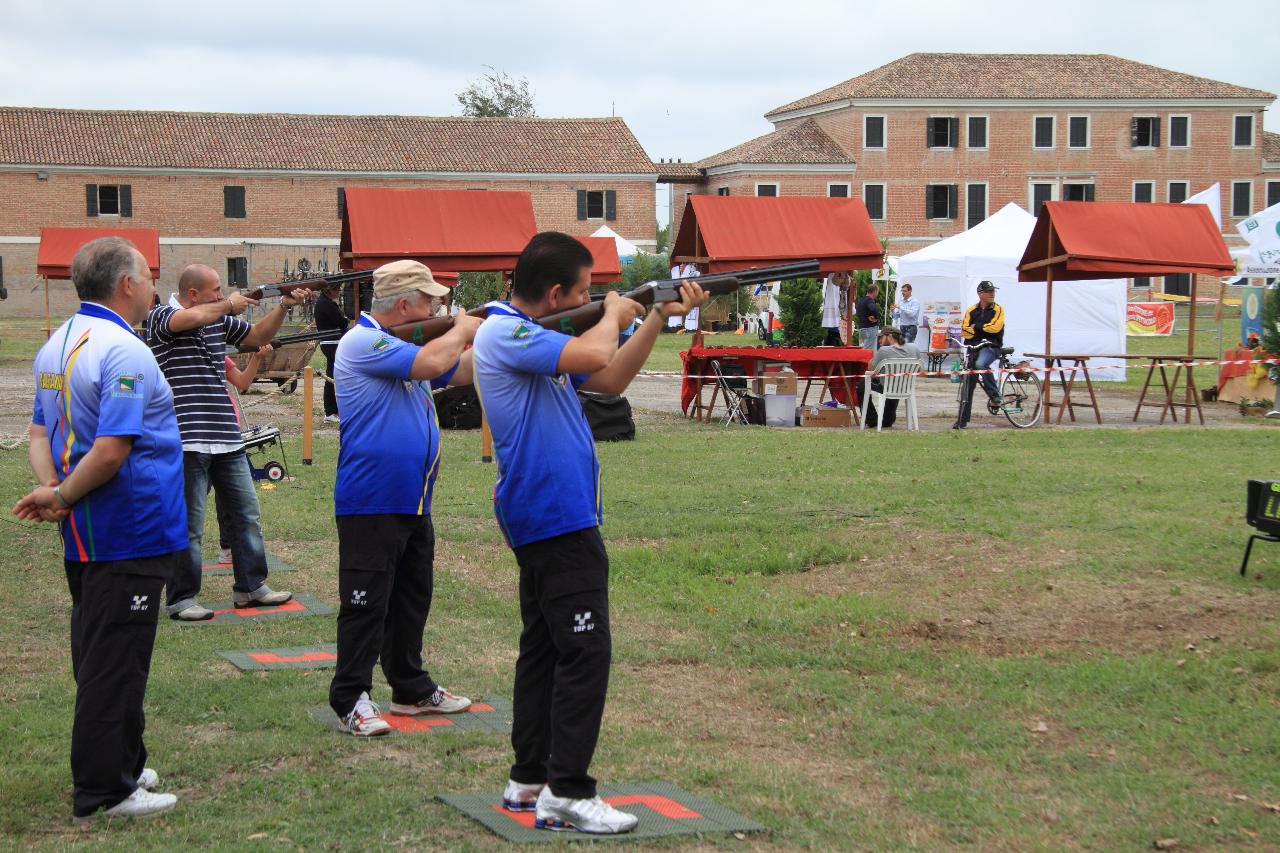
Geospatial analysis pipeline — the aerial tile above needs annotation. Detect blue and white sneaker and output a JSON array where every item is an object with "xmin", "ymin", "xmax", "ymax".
[
  {"xmin": 534, "ymin": 787, "xmax": 638, "ymax": 834},
  {"xmin": 502, "ymin": 779, "xmax": 544, "ymax": 812}
]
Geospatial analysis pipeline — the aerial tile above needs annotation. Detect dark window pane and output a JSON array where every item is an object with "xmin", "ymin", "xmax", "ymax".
[
  {"xmin": 224, "ymin": 185, "xmax": 246, "ymax": 218},
  {"xmin": 1268, "ymin": 181, "xmax": 1280, "ymax": 209},
  {"xmin": 756, "ymin": 184, "xmax": 777, "ymax": 197},
  {"xmin": 828, "ymin": 184, "xmax": 849, "ymax": 198},
  {"xmin": 586, "ymin": 190, "xmax": 605, "ymax": 218},
  {"xmin": 717, "ymin": 187, "xmax": 730, "ymax": 196},
  {"xmin": 1064, "ymin": 183, "xmax": 1094, "ymax": 202},
  {"xmin": 98, "ymin": 184, "xmax": 119, "ymax": 215},
  {"xmin": 1132, "ymin": 117, "xmax": 1155, "ymax": 147},
  {"xmin": 1169, "ymin": 116, "xmax": 1189, "ymax": 147},
  {"xmin": 226, "ymin": 257, "xmax": 248, "ymax": 288},
  {"xmin": 1168, "ymin": 182, "xmax": 1189, "ymax": 204},
  {"xmin": 1164, "ymin": 274, "xmax": 1191, "ymax": 296},
  {"xmin": 1133, "ymin": 183, "xmax": 1153, "ymax": 203},
  {"xmin": 1032, "ymin": 184, "xmax": 1053, "ymax": 216},
  {"xmin": 967, "ymin": 116, "xmax": 987, "ymax": 148},
  {"xmin": 1232, "ymin": 182, "xmax": 1252, "ymax": 217},
  {"xmin": 864, "ymin": 116, "xmax": 884, "ymax": 148},
  {"xmin": 1034, "ymin": 116, "xmax": 1054, "ymax": 148},
  {"xmin": 1068, "ymin": 116, "xmax": 1088, "ymax": 148},
  {"xmin": 966, "ymin": 184, "xmax": 986, "ymax": 228},
  {"xmin": 927, "ymin": 185, "xmax": 954, "ymax": 219},
  {"xmin": 928, "ymin": 117, "xmax": 954, "ymax": 148},
  {"xmin": 864, "ymin": 185, "xmax": 884, "ymax": 220},
  {"xmin": 1234, "ymin": 115, "xmax": 1253, "ymax": 147}
]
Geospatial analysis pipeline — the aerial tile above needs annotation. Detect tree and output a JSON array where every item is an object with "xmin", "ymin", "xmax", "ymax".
[
  {"xmin": 456, "ymin": 66, "xmax": 536, "ymax": 118},
  {"xmin": 777, "ymin": 278, "xmax": 825, "ymax": 347},
  {"xmin": 655, "ymin": 222, "xmax": 670, "ymax": 253},
  {"xmin": 454, "ymin": 272, "xmax": 505, "ymax": 310}
]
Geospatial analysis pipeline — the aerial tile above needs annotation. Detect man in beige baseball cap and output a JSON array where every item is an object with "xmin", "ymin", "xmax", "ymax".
[{"xmin": 326, "ymin": 258, "xmax": 483, "ymax": 736}]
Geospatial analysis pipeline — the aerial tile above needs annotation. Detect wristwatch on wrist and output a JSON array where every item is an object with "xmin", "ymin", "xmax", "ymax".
[{"xmin": 53, "ymin": 485, "xmax": 72, "ymax": 508}]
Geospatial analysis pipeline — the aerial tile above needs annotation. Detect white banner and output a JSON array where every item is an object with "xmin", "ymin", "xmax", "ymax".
[
  {"xmin": 1238, "ymin": 200, "xmax": 1280, "ymax": 246},
  {"xmin": 1184, "ymin": 183, "xmax": 1222, "ymax": 228}
]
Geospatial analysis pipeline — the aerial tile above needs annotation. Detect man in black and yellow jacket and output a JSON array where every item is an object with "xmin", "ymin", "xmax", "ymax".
[{"xmin": 954, "ymin": 281, "xmax": 1005, "ymax": 429}]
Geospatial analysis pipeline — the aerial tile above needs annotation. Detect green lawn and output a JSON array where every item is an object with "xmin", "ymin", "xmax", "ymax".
[{"xmin": 1, "ymin": 423, "xmax": 1278, "ymax": 849}]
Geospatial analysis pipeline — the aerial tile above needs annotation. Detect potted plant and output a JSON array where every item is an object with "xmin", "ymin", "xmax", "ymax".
[{"xmin": 1239, "ymin": 398, "xmax": 1272, "ymax": 417}]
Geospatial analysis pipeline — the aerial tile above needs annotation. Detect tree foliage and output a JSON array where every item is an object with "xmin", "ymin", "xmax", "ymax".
[
  {"xmin": 456, "ymin": 66, "xmax": 536, "ymax": 118},
  {"xmin": 454, "ymin": 272, "xmax": 505, "ymax": 310},
  {"xmin": 777, "ymin": 278, "xmax": 825, "ymax": 347}
]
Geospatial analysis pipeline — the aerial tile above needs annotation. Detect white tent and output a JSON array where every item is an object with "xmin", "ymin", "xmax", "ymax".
[
  {"xmin": 897, "ymin": 202, "xmax": 1127, "ymax": 380},
  {"xmin": 590, "ymin": 224, "xmax": 639, "ymax": 261}
]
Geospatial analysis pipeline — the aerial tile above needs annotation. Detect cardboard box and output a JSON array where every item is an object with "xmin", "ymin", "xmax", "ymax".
[
  {"xmin": 799, "ymin": 406, "xmax": 852, "ymax": 428},
  {"xmin": 759, "ymin": 367, "xmax": 797, "ymax": 395}
]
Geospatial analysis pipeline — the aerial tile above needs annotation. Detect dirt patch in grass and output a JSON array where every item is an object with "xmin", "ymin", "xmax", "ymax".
[{"xmin": 784, "ymin": 521, "xmax": 1279, "ymax": 656}]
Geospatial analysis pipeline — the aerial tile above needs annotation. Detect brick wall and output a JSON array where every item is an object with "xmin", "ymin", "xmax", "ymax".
[
  {"xmin": 0, "ymin": 171, "xmax": 655, "ymax": 316},
  {"xmin": 670, "ymin": 170, "xmax": 855, "ymax": 243}
]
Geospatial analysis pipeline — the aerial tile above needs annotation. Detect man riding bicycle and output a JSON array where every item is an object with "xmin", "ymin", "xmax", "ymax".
[{"xmin": 953, "ymin": 281, "xmax": 1006, "ymax": 430}]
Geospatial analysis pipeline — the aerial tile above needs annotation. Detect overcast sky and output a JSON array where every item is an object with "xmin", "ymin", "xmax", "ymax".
[{"xmin": 2, "ymin": 0, "xmax": 1276, "ymax": 224}]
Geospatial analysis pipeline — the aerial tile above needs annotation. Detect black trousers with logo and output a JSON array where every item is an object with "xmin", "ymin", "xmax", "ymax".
[
  {"xmin": 329, "ymin": 514, "xmax": 439, "ymax": 718},
  {"xmin": 65, "ymin": 551, "xmax": 180, "ymax": 817},
  {"xmin": 509, "ymin": 527, "xmax": 612, "ymax": 800}
]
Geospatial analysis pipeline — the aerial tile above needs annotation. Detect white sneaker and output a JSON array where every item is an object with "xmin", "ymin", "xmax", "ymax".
[
  {"xmin": 534, "ymin": 787, "xmax": 638, "ymax": 834},
  {"xmin": 170, "ymin": 604, "xmax": 215, "ymax": 621},
  {"xmin": 137, "ymin": 768, "xmax": 158, "ymax": 790},
  {"xmin": 233, "ymin": 585, "xmax": 292, "ymax": 608},
  {"xmin": 217, "ymin": 547, "xmax": 233, "ymax": 565},
  {"xmin": 324, "ymin": 414, "xmax": 340, "ymax": 424},
  {"xmin": 339, "ymin": 692, "xmax": 392, "ymax": 737},
  {"xmin": 390, "ymin": 687, "xmax": 471, "ymax": 716},
  {"xmin": 72, "ymin": 788, "xmax": 177, "ymax": 825},
  {"xmin": 502, "ymin": 779, "xmax": 544, "ymax": 812}
]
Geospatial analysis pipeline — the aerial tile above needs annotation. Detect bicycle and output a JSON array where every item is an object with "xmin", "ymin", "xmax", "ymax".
[{"xmin": 950, "ymin": 337, "xmax": 1043, "ymax": 429}]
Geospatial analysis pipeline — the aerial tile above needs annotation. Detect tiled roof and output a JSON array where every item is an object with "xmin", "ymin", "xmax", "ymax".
[
  {"xmin": 696, "ymin": 119, "xmax": 852, "ymax": 169},
  {"xmin": 0, "ymin": 107, "xmax": 657, "ymax": 174},
  {"xmin": 653, "ymin": 160, "xmax": 703, "ymax": 182},
  {"xmin": 768, "ymin": 53, "xmax": 1277, "ymax": 117},
  {"xmin": 1264, "ymin": 131, "xmax": 1280, "ymax": 163}
]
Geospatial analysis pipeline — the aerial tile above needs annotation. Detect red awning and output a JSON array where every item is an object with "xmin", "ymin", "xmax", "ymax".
[
  {"xmin": 37, "ymin": 227, "xmax": 161, "ymax": 280},
  {"xmin": 340, "ymin": 187, "xmax": 537, "ymax": 272},
  {"xmin": 1018, "ymin": 201, "xmax": 1233, "ymax": 281},
  {"xmin": 670, "ymin": 195, "xmax": 882, "ymax": 273},
  {"xmin": 578, "ymin": 236, "xmax": 622, "ymax": 284}
]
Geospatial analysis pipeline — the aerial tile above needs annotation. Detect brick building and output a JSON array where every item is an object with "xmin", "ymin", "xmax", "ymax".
[
  {"xmin": 0, "ymin": 108, "xmax": 658, "ymax": 316},
  {"xmin": 670, "ymin": 53, "xmax": 1279, "ymax": 292}
]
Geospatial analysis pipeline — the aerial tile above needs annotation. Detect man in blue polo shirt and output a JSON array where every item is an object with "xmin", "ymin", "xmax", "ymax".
[
  {"xmin": 327, "ymin": 260, "xmax": 483, "ymax": 736},
  {"xmin": 14, "ymin": 237, "xmax": 184, "ymax": 823},
  {"xmin": 473, "ymin": 232, "xmax": 705, "ymax": 835}
]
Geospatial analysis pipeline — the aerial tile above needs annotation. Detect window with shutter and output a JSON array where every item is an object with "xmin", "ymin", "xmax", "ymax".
[
  {"xmin": 337, "ymin": 187, "xmax": 346, "ymax": 220},
  {"xmin": 863, "ymin": 115, "xmax": 885, "ymax": 149},
  {"xmin": 717, "ymin": 187, "xmax": 730, "ymax": 196},
  {"xmin": 1132, "ymin": 117, "xmax": 1158, "ymax": 148},
  {"xmin": 927, "ymin": 117, "xmax": 955, "ymax": 148},
  {"xmin": 1063, "ymin": 183, "xmax": 1094, "ymax": 202},
  {"xmin": 226, "ymin": 257, "xmax": 249, "ymax": 288},
  {"xmin": 1033, "ymin": 116, "xmax": 1055, "ymax": 149},
  {"xmin": 119, "ymin": 185, "xmax": 132, "ymax": 218},
  {"xmin": 755, "ymin": 184, "xmax": 778, "ymax": 197},
  {"xmin": 1068, "ymin": 116, "xmax": 1089, "ymax": 148},
  {"xmin": 1232, "ymin": 181, "xmax": 1252, "ymax": 217},
  {"xmin": 85, "ymin": 184, "xmax": 99, "ymax": 217},
  {"xmin": 1267, "ymin": 180, "xmax": 1280, "ymax": 209},
  {"xmin": 966, "ymin": 183, "xmax": 986, "ymax": 228},
  {"xmin": 1167, "ymin": 181, "xmax": 1189, "ymax": 204},
  {"xmin": 1030, "ymin": 183, "xmax": 1055, "ymax": 217},
  {"xmin": 827, "ymin": 183, "xmax": 849, "ymax": 198},
  {"xmin": 576, "ymin": 190, "xmax": 588, "ymax": 220},
  {"xmin": 224, "ymin": 186, "xmax": 246, "ymax": 219},
  {"xmin": 1234, "ymin": 115, "xmax": 1254, "ymax": 147},
  {"xmin": 97, "ymin": 185, "xmax": 120, "ymax": 216},
  {"xmin": 926, "ymin": 185, "xmax": 955, "ymax": 219},
  {"xmin": 1169, "ymin": 115, "xmax": 1190, "ymax": 148},
  {"xmin": 966, "ymin": 116, "xmax": 987, "ymax": 149},
  {"xmin": 585, "ymin": 191, "xmax": 605, "ymax": 218},
  {"xmin": 1133, "ymin": 182, "xmax": 1154, "ymax": 203},
  {"xmin": 862, "ymin": 184, "xmax": 885, "ymax": 221},
  {"xmin": 604, "ymin": 190, "xmax": 616, "ymax": 221}
]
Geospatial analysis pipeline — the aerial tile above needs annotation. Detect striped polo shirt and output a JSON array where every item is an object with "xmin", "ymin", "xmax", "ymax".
[{"xmin": 145, "ymin": 296, "xmax": 251, "ymax": 450}]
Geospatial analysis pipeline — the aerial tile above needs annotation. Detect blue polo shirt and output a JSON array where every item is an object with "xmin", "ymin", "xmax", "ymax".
[
  {"xmin": 32, "ymin": 302, "xmax": 187, "ymax": 563},
  {"xmin": 472, "ymin": 302, "xmax": 599, "ymax": 548},
  {"xmin": 333, "ymin": 313, "xmax": 457, "ymax": 517}
]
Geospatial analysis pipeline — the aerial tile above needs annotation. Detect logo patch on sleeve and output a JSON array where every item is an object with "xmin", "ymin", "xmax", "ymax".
[
  {"xmin": 112, "ymin": 374, "xmax": 143, "ymax": 397},
  {"xmin": 511, "ymin": 323, "xmax": 532, "ymax": 340},
  {"xmin": 370, "ymin": 337, "xmax": 391, "ymax": 352}
]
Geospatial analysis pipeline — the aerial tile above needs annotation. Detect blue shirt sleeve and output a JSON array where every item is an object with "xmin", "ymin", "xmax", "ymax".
[
  {"xmin": 429, "ymin": 360, "xmax": 460, "ymax": 390},
  {"xmin": 95, "ymin": 345, "xmax": 151, "ymax": 438},
  {"xmin": 344, "ymin": 330, "xmax": 420, "ymax": 381},
  {"xmin": 31, "ymin": 394, "xmax": 45, "ymax": 427},
  {"xmin": 568, "ymin": 373, "xmax": 590, "ymax": 390},
  {"xmin": 483, "ymin": 316, "xmax": 571, "ymax": 377}
]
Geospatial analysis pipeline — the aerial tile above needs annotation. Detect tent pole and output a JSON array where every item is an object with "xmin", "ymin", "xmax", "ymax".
[
  {"xmin": 1187, "ymin": 274, "xmax": 1199, "ymax": 417},
  {"xmin": 1043, "ymin": 223, "xmax": 1056, "ymax": 426},
  {"xmin": 44, "ymin": 275, "xmax": 51, "ymax": 339}
]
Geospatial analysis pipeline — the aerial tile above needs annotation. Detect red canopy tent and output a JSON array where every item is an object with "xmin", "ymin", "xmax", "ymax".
[
  {"xmin": 36, "ymin": 227, "xmax": 162, "ymax": 336},
  {"xmin": 577, "ymin": 236, "xmax": 622, "ymax": 285},
  {"xmin": 670, "ymin": 195, "xmax": 883, "ymax": 274},
  {"xmin": 339, "ymin": 187, "xmax": 537, "ymax": 272},
  {"xmin": 1017, "ymin": 201, "xmax": 1233, "ymax": 422}
]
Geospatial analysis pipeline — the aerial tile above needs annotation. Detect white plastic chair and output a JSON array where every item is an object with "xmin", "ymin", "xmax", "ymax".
[{"xmin": 859, "ymin": 357, "xmax": 921, "ymax": 432}]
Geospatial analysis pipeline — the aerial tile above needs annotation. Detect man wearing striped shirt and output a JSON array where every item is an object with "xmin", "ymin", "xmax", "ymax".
[{"xmin": 145, "ymin": 264, "xmax": 311, "ymax": 621}]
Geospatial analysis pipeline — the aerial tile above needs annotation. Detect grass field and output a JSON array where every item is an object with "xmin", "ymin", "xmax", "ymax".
[{"xmin": 1, "ymin": 419, "xmax": 1278, "ymax": 849}]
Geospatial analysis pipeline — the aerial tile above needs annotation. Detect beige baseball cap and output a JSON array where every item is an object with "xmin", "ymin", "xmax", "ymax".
[{"xmin": 372, "ymin": 260, "xmax": 450, "ymax": 299}]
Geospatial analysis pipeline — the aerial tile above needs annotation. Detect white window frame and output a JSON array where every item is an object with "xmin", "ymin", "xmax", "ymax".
[
  {"xmin": 584, "ymin": 189, "xmax": 605, "ymax": 220},
  {"xmin": 1168, "ymin": 114, "xmax": 1191, "ymax": 149},
  {"xmin": 964, "ymin": 181, "xmax": 989, "ymax": 228},
  {"xmin": 1062, "ymin": 181, "xmax": 1095, "ymax": 202},
  {"xmin": 1032, "ymin": 115, "xmax": 1056, "ymax": 149},
  {"xmin": 863, "ymin": 114, "xmax": 887, "ymax": 150},
  {"xmin": 1132, "ymin": 115, "xmax": 1159, "ymax": 149},
  {"xmin": 1066, "ymin": 114, "xmax": 1091, "ymax": 150},
  {"xmin": 1132, "ymin": 181, "xmax": 1155, "ymax": 203},
  {"xmin": 928, "ymin": 114, "xmax": 958, "ymax": 149},
  {"xmin": 1029, "ymin": 180, "xmax": 1058, "ymax": 214},
  {"xmin": 826, "ymin": 182, "xmax": 851, "ymax": 198},
  {"xmin": 1231, "ymin": 180, "xmax": 1253, "ymax": 218},
  {"xmin": 96, "ymin": 184, "xmax": 122, "ymax": 217},
  {"xmin": 926, "ymin": 183, "xmax": 956, "ymax": 220},
  {"xmin": 1267, "ymin": 179, "xmax": 1280, "ymax": 210},
  {"xmin": 754, "ymin": 182, "xmax": 779, "ymax": 198},
  {"xmin": 861, "ymin": 182, "xmax": 887, "ymax": 221},
  {"xmin": 1232, "ymin": 113, "xmax": 1255, "ymax": 149},
  {"xmin": 1166, "ymin": 180, "xmax": 1190, "ymax": 204},
  {"xmin": 965, "ymin": 114, "xmax": 989, "ymax": 150}
]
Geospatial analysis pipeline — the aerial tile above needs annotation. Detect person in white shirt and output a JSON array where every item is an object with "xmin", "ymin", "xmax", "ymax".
[
  {"xmin": 821, "ymin": 272, "xmax": 851, "ymax": 345},
  {"xmin": 891, "ymin": 283, "xmax": 922, "ymax": 344}
]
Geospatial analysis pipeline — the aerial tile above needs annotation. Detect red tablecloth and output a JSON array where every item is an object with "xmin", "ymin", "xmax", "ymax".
[
  {"xmin": 1218, "ymin": 347, "xmax": 1254, "ymax": 392},
  {"xmin": 680, "ymin": 345, "xmax": 873, "ymax": 413}
]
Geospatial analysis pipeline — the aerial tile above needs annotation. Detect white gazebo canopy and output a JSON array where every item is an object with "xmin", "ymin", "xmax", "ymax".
[{"xmin": 590, "ymin": 224, "xmax": 639, "ymax": 258}]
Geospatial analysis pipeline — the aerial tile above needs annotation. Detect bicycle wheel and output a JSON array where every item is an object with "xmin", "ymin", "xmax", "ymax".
[{"xmin": 999, "ymin": 370, "xmax": 1042, "ymax": 428}]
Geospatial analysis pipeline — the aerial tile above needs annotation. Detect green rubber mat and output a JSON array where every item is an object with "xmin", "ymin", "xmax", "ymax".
[
  {"xmin": 218, "ymin": 643, "xmax": 338, "ymax": 670},
  {"xmin": 437, "ymin": 781, "xmax": 766, "ymax": 842},
  {"xmin": 201, "ymin": 553, "xmax": 295, "ymax": 576},
  {"xmin": 307, "ymin": 696, "xmax": 513, "ymax": 736},
  {"xmin": 175, "ymin": 592, "xmax": 334, "ymax": 625}
]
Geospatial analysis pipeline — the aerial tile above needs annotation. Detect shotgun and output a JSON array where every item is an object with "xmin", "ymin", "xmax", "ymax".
[
  {"xmin": 244, "ymin": 268, "xmax": 373, "ymax": 301},
  {"xmin": 235, "ymin": 328, "xmax": 346, "ymax": 354},
  {"xmin": 376, "ymin": 260, "xmax": 822, "ymax": 346}
]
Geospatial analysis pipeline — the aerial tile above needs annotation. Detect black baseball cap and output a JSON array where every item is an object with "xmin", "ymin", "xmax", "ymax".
[{"xmin": 976, "ymin": 281, "xmax": 998, "ymax": 293}]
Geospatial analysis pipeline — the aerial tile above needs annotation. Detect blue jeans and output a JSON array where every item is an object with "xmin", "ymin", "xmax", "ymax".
[
  {"xmin": 957, "ymin": 346, "xmax": 1002, "ymax": 425},
  {"xmin": 857, "ymin": 326, "xmax": 879, "ymax": 349},
  {"xmin": 168, "ymin": 449, "xmax": 270, "ymax": 613}
]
